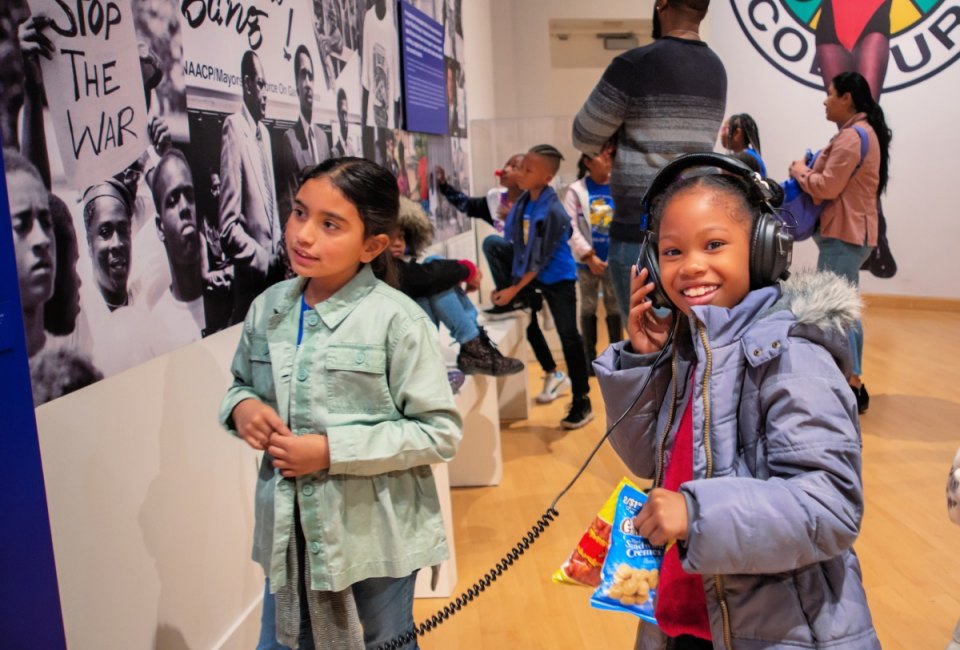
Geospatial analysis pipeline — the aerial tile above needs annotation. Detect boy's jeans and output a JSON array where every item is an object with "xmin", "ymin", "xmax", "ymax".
[
  {"xmin": 256, "ymin": 572, "xmax": 419, "ymax": 650},
  {"xmin": 415, "ymin": 256, "xmax": 480, "ymax": 345}
]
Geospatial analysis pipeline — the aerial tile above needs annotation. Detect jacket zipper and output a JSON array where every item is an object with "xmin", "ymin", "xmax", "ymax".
[{"xmin": 696, "ymin": 320, "xmax": 733, "ymax": 650}]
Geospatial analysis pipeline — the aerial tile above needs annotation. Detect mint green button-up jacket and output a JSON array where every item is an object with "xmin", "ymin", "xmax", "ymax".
[{"xmin": 219, "ymin": 265, "xmax": 463, "ymax": 592}]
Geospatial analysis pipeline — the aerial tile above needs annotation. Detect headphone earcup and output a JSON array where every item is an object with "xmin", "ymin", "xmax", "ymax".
[
  {"xmin": 750, "ymin": 213, "xmax": 794, "ymax": 288},
  {"xmin": 637, "ymin": 233, "xmax": 674, "ymax": 311}
]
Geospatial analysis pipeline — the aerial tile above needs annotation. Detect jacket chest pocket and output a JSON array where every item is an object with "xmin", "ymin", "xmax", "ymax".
[
  {"xmin": 249, "ymin": 337, "xmax": 277, "ymax": 403},
  {"xmin": 325, "ymin": 345, "xmax": 393, "ymax": 414}
]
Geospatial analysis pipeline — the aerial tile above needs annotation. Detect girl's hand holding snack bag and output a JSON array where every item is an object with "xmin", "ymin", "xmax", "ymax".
[{"xmin": 591, "ymin": 483, "xmax": 664, "ymax": 624}]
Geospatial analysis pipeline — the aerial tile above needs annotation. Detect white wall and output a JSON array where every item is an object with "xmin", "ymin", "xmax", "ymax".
[
  {"xmin": 465, "ymin": 0, "xmax": 960, "ymax": 299},
  {"xmin": 35, "ymin": 328, "xmax": 263, "ymax": 649},
  {"xmin": 489, "ymin": 0, "xmax": 652, "ymax": 119},
  {"xmin": 462, "ymin": 0, "xmax": 496, "ymax": 123},
  {"xmin": 706, "ymin": 3, "xmax": 960, "ymax": 298}
]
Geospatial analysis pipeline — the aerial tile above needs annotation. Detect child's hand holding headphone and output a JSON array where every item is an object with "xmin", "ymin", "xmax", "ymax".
[{"xmin": 628, "ymin": 266, "xmax": 674, "ymax": 355}]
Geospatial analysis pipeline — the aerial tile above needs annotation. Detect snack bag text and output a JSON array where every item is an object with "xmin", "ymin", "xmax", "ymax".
[
  {"xmin": 590, "ymin": 483, "xmax": 663, "ymax": 624},
  {"xmin": 553, "ymin": 477, "xmax": 639, "ymax": 587}
]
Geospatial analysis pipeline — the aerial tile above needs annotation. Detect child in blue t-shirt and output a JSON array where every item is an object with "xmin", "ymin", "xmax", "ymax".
[
  {"xmin": 564, "ymin": 150, "xmax": 621, "ymax": 371},
  {"xmin": 493, "ymin": 144, "xmax": 592, "ymax": 430}
]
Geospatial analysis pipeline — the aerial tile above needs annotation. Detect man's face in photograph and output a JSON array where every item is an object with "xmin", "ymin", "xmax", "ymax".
[
  {"xmin": 156, "ymin": 157, "xmax": 200, "ymax": 267},
  {"xmin": 297, "ymin": 51, "xmax": 315, "ymax": 122},
  {"xmin": 9, "ymin": 170, "xmax": 55, "ymax": 309},
  {"xmin": 246, "ymin": 55, "xmax": 268, "ymax": 121},
  {"xmin": 87, "ymin": 197, "xmax": 132, "ymax": 298}
]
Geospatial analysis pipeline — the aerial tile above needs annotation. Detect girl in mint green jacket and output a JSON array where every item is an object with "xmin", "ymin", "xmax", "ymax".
[{"xmin": 220, "ymin": 158, "xmax": 462, "ymax": 650}]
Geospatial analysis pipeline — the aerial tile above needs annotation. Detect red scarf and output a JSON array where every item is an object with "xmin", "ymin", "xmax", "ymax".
[{"xmin": 654, "ymin": 386, "xmax": 712, "ymax": 641}]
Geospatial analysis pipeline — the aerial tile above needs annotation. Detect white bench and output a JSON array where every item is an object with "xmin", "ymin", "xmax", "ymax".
[{"xmin": 479, "ymin": 312, "xmax": 530, "ymax": 421}]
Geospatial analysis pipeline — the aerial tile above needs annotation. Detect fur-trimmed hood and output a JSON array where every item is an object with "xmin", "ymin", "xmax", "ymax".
[
  {"xmin": 776, "ymin": 269, "xmax": 861, "ymax": 332},
  {"xmin": 397, "ymin": 196, "xmax": 434, "ymax": 257},
  {"xmin": 686, "ymin": 269, "xmax": 862, "ymax": 377}
]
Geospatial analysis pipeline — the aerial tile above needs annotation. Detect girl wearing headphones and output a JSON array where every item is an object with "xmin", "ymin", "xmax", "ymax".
[{"xmin": 595, "ymin": 155, "xmax": 878, "ymax": 650}]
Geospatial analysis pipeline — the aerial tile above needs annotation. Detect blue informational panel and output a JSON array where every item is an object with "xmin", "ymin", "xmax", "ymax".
[
  {"xmin": 0, "ymin": 147, "xmax": 67, "ymax": 647},
  {"xmin": 398, "ymin": 0, "xmax": 448, "ymax": 135}
]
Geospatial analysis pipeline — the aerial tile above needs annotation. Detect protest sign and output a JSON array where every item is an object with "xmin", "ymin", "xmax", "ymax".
[{"xmin": 29, "ymin": 0, "xmax": 148, "ymax": 189}]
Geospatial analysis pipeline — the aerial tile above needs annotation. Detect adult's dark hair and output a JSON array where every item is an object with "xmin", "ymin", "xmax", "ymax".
[
  {"xmin": 671, "ymin": 0, "xmax": 710, "ymax": 21},
  {"xmin": 832, "ymin": 71, "xmax": 892, "ymax": 196},
  {"xmin": 3, "ymin": 146, "xmax": 44, "ymax": 185},
  {"xmin": 298, "ymin": 157, "xmax": 399, "ymax": 287},
  {"xmin": 241, "ymin": 50, "xmax": 259, "ymax": 86},
  {"xmin": 45, "ymin": 193, "xmax": 81, "ymax": 336},
  {"xmin": 149, "ymin": 148, "xmax": 192, "ymax": 211},
  {"xmin": 728, "ymin": 113, "xmax": 762, "ymax": 155},
  {"xmin": 30, "ymin": 348, "xmax": 103, "ymax": 406},
  {"xmin": 293, "ymin": 44, "xmax": 312, "ymax": 78}
]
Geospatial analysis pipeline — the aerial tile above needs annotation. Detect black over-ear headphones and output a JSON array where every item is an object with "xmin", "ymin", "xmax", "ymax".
[{"xmin": 636, "ymin": 153, "xmax": 793, "ymax": 311}]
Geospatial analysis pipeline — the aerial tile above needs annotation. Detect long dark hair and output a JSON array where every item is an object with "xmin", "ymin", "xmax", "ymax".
[
  {"xmin": 45, "ymin": 193, "xmax": 81, "ymax": 336},
  {"xmin": 576, "ymin": 154, "xmax": 588, "ymax": 180},
  {"xmin": 833, "ymin": 71, "xmax": 892, "ymax": 196},
  {"xmin": 728, "ymin": 113, "xmax": 762, "ymax": 156},
  {"xmin": 297, "ymin": 157, "xmax": 399, "ymax": 287}
]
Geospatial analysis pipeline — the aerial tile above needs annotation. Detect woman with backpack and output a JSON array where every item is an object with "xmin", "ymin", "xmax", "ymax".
[{"xmin": 788, "ymin": 71, "xmax": 892, "ymax": 414}]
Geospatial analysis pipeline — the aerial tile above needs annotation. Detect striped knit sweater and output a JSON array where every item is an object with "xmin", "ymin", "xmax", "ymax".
[{"xmin": 572, "ymin": 37, "xmax": 727, "ymax": 242}]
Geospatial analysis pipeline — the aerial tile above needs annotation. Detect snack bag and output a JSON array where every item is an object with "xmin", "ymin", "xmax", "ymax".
[
  {"xmin": 590, "ymin": 483, "xmax": 663, "ymax": 623},
  {"xmin": 553, "ymin": 477, "xmax": 639, "ymax": 587}
]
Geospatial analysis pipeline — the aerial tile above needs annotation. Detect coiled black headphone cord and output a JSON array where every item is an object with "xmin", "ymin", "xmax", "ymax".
[{"xmin": 376, "ymin": 336, "xmax": 674, "ymax": 650}]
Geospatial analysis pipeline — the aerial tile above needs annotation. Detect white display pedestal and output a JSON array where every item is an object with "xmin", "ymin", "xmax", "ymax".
[
  {"xmin": 447, "ymin": 373, "xmax": 503, "ymax": 487},
  {"xmin": 479, "ymin": 313, "xmax": 531, "ymax": 421}
]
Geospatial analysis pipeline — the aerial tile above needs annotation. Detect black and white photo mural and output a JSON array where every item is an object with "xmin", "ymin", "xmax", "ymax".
[{"xmin": 1, "ymin": 0, "xmax": 473, "ymax": 406}]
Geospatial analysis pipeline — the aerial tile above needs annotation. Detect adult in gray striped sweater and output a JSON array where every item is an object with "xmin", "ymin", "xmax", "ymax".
[{"xmin": 572, "ymin": 0, "xmax": 726, "ymax": 318}]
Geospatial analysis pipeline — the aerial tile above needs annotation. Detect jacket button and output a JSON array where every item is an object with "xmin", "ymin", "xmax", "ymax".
[
  {"xmin": 753, "ymin": 349, "xmax": 761, "ymax": 357},
  {"xmin": 310, "ymin": 541, "xmax": 321, "ymax": 554},
  {"xmin": 355, "ymin": 352, "xmax": 365, "ymax": 364},
  {"xmin": 306, "ymin": 313, "xmax": 319, "ymax": 327},
  {"xmin": 302, "ymin": 483, "xmax": 315, "ymax": 496},
  {"xmin": 297, "ymin": 368, "xmax": 308, "ymax": 381},
  {"xmin": 771, "ymin": 341, "xmax": 781, "ymax": 349}
]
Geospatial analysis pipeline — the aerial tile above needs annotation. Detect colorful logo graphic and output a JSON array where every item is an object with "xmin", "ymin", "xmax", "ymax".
[{"xmin": 730, "ymin": 0, "xmax": 960, "ymax": 92}]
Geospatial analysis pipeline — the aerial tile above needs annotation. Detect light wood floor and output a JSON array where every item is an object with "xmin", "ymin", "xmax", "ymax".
[{"xmin": 413, "ymin": 305, "xmax": 960, "ymax": 649}]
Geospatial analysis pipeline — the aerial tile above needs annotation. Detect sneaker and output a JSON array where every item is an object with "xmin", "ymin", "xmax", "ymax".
[
  {"xmin": 447, "ymin": 369, "xmax": 466, "ymax": 394},
  {"xmin": 561, "ymin": 395, "xmax": 594, "ymax": 430},
  {"xmin": 536, "ymin": 370, "xmax": 570, "ymax": 404},
  {"xmin": 482, "ymin": 301, "xmax": 526, "ymax": 321},
  {"xmin": 457, "ymin": 328, "xmax": 525, "ymax": 376}
]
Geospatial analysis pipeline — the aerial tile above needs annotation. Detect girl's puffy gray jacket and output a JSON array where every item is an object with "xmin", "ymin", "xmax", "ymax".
[{"xmin": 595, "ymin": 271, "xmax": 879, "ymax": 649}]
